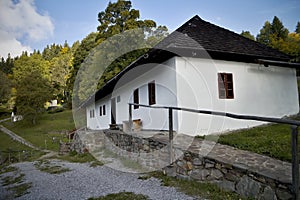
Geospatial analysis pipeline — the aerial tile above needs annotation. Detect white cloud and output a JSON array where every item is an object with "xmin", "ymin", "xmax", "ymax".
[
  {"xmin": 0, "ymin": 30, "xmax": 32, "ymax": 58},
  {"xmin": 0, "ymin": 0, "xmax": 54, "ymax": 58}
]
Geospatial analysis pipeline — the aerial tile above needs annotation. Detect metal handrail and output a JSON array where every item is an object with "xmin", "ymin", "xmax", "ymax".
[
  {"xmin": 128, "ymin": 102, "xmax": 299, "ymax": 199},
  {"xmin": 129, "ymin": 103, "xmax": 300, "ymax": 126}
]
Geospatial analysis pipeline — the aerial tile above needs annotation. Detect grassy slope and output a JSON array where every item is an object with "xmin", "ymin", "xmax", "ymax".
[
  {"xmin": 0, "ymin": 131, "xmax": 32, "ymax": 151},
  {"xmin": 217, "ymin": 123, "xmax": 296, "ymax": 162},
  {"xmin": 1, "ymin": 110, "xmax": 75, "ymax": 151},
  {"xmin": 215, "ymin": 80, "xmax": 300, "ymax": 163}
]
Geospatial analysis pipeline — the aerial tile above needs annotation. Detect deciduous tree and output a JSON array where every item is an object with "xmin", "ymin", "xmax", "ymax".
[
  {"xmin": 13, "ymin": 52, "xmax": 50, "ymax": 84},
  {"xmin": 15, "ymin": 70, "xmax": 53, "ymax": 125},
  {"xmin": 240, "ymin": 31, "xmax": 255, "ymax": 40}
]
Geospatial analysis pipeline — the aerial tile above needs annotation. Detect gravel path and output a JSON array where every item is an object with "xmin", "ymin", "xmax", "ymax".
[{"xmin": 0, "ymin": 160, "xmax": 198, "ymax": 200}]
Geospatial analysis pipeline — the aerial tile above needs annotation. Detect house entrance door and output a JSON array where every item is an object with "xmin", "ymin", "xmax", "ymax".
[{"xmin": 111, "ymin": 98, "xmax": 116, "ymax": 124}]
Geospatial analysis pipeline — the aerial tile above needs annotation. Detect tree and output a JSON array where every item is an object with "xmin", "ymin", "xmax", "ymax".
[
  {"xmin": 42, "ymin": 44, "xmax": 62, "ymax": 61},
  {"xmin": 0, "ymin": 71, "xmax": 11, "ymax": 104},
  {"xmin": 296, "ymin": 22, "xmax": 300, "ymax": 34},
  {"xmin": 257, "ymin": 21, "xmax": 273, "ymax": 45},
  {"xmin": 240, "ymin": 31, "xmax": 255, "ymax": 40},
  {"xmin": 71, "ymin": 0, "xmax": 168, "ymax": 104},
  {"xmin": 0, "ymin": 54, "xmax": 14, "ymax": 74},
  {"xmin": 278, "ymin": 33, "xmax": 300, "ymax": 62},
  {"xmin": 67, "ymin": 32, "xmax": 98, "ymax": 102},
  {"xmin": 49, "ymin": 47, "xmax": 73, "ymax": 102},
  {"xmin": 271, "ymin": 16, "xmax": 288, "ymax": 40},
  {"xmin": 95, "ymin": 0, "xmax": 167, "ymax": 85},
  {"xmin": 13, "ymin": 52, "xmax": 50, "ymax": 84},
  {"xmin": 15, "ymin": 70, "xmax": 53, "ymax": 125},
  {"xmin": 257, "ymin": 16, "xmax": 289, "ymax": 47},
  {"xmin": 13, "ymin": 52, "xmax": 53, "ymax": 124},
  {"xmin": 96, "ymin": 0, "xmax": 156, "ymax": 43}
]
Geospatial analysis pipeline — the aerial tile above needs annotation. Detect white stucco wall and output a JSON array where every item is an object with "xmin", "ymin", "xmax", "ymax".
[
  {"xmin": 175, "ymin": 57, "xmax": 299, "ymax": 136},
  {"xmin": 86, "ymin": 95, "xmax": 111, "ymax": 130},
  {"xmin": 87, "ymin": 57, "xmax": 179, "ymax": 131},
  {"xmin": 87, "ymin": 56, "xmax": 299, "ymax": 135},
  {"xmin": 112, "ymin": 58, "xmax": 178, "ymax": 131}
]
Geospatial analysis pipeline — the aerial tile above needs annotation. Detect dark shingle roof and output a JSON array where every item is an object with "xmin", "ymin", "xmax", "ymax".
[{"xmin": 155, "ymin": 15, "xmax": 290, "ymax": 62}]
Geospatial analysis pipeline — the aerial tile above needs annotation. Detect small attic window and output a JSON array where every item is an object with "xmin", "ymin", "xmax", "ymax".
[{"xmin": 188, "ymin": 22, "xmax": 197, "ymax": 27}]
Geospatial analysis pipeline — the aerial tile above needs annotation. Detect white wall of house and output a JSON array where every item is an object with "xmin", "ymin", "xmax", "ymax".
[
  {"xmin": 112, "ymin": 57, "xmax": 178, "ymax": 131},
  {"xmin": 87, "ymin": 57, "xmax": 179, "ymax": 131},
  {"xmin": 175, "ymin": 57, "xmax": 299, "ymax": 136},
  {"xmin": 86, "ymin": 95, "xmax": 111, "ymax": 130},
  {"xmin": 87, "ymin": 56, "xmax": 299, "ymax": 135}
]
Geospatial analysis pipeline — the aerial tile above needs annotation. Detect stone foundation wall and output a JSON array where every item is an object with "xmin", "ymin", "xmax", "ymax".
[
  {"xmin": 71, "ymin": 130, "xmax": 294, "ymax": 199},
  {"xmin": 164, "ymin": 152, "xmax": 293, "ymax": 200},
  {"xmin": 70, "ymin": 130, "xmax": 105, "ymax": 153},
  {"xmin": 104, "ymin": 131, "xmax": 166, "ymax": 153},
  {"xmin": 103, "ymin": 130, "xmax": 171, "ymax": 170}
]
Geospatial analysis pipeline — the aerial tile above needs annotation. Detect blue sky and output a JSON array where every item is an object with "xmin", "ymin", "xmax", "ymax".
[{"xmin": 0, "ymin": 0, "xmax": 299, "ymax": 58}]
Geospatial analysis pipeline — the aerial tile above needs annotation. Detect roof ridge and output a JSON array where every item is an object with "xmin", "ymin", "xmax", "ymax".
[{"xmin": 172, "ymin": 15, "xmax": 290, "ymax": 61}]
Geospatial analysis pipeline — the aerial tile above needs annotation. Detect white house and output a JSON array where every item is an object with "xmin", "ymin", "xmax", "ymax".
[{"xmin": 83, "ymin": 15, "xmax": 299, "ymax": 136}]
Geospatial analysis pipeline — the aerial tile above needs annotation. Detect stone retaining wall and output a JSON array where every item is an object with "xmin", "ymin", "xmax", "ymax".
[
  {"xmin": 71, "ymin": 130, "xmax": 294, "ymax": 199},
  {"xmin": 165, "ymin": 152, "xmax": 292, "ymax": 200}
]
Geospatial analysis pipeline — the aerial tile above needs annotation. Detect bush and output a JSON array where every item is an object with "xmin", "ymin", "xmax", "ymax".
[{"xmin": 48, "ymin": 106, "xmax": 64, "ymax": 114}]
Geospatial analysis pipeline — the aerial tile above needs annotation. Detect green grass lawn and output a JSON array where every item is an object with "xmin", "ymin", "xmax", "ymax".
[
  {"xmin": 0, "ymin": 131, "xmax": 32, "ymax": 151},
  {"xmin": 1, "ymin": 110, "xmax": 75, "ymax": 151},
  {"xmin": 209, "ymin": 122, "xmax": 299, "ymax": 162},
  {"xmin": 146, "ymin": 172, "xmax": 245, "ymax": 200},
  {"xmin": 0, "ymin": 130, "xmax": 43, "ymax": 163}
]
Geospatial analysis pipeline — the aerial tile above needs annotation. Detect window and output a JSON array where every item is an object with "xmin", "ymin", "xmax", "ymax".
[
  {"xmin": 103, "ymin": 105, "xmax": 106, "ymax": 115},
  {"xmin": 117, "ymin": 96, "xmax": 121, "ymax": 103},
  {"xmin": 90, "ymin": 109, "xmax": 95, "ymax": 118},
  {"xmin": 99, "ymin": 105, "xmax": 106, "ymax": 116},
  {"xmin": 148, "ymin": 81, "xmax": 156, "ymax": 105},
  {"xmin": 133, "ymin": 88, "xmax": 139, "ymax": 109},
  {"xmin": 218, "ymin": 73, "xmax": 234, "ymax": 99}
]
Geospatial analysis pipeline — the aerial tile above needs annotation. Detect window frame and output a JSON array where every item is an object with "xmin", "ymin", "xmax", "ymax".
[
  {"xmin": 218, "ymin": 73, "xmax": 234, "ymax": 99},
  {"xmin": 148, "ymin": 81, "xmax": 156, "ymax": 105},
  {"xmin": 133, "ymin": 88, "xmax": 139, "ymax": 109},
  {"xmin": 90, "ymin": 109, "xmax": 95, "ymax": 118},
  {"xmin": 117, "ymin": 96, "xmax": 121, "ymax": 103},
  {"xmin": 103, "ymin": 105, "xmax": 106, "ymax": 115}
]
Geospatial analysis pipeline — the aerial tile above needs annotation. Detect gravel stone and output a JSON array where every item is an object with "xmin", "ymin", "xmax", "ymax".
[{"xmin": 0, "ymin": 160, "xmax": 198, "ymax": 200}]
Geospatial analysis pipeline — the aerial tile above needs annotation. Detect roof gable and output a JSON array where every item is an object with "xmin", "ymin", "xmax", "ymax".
[{"xmin": 157, "ymin": 15, "xmax": 290, "ymax": 62}]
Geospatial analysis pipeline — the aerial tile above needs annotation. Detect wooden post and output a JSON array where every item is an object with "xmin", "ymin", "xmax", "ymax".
[
  {"xmin": 129, "ymin": 104, "xmax": 133, "ymax": 132},
  {"xmin": 169, "ymin": 108, "xmax": 174, "ymax": 164},
  {"xmin": 291, "ymin": 125, "xmax": 299, "ymax": 200},
  {"xmin": 8, "ymin": 151, "xmax": 11, "ymax": 164}
]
